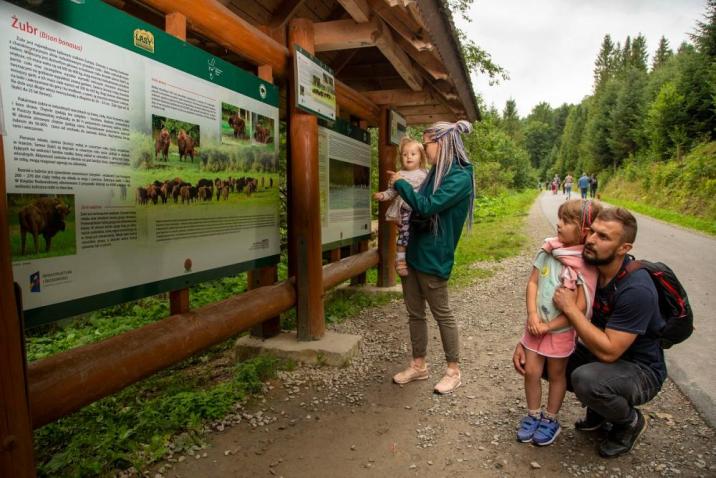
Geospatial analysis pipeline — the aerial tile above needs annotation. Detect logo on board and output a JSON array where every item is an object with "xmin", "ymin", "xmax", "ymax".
[
  {"xmin": 30, "ymin": 271, "xmax": 41, "ymax": 293},
  {"xmin": 259, "ymin": 84, "xmax": 267, "ymax": 99},
  {"xmin": 208, "ymin": 57, "xmax": 222, "ymax": 80},
  {"xmin": 133, "ymin": 29, "xmax": 155, "ymax": 53}
]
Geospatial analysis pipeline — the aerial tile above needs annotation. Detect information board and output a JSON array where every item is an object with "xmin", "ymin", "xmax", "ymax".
[
  {"xmin": 389, "ymin": 109, "xmax": 407, "ymax": 145},
  {"xmin": 318, "ymin": 120, "xmax": 371, "ymax": 249},
  {"xmin": 293, "ymin": 45, "xmax": 336, "ymax": 121},
  {"xmin": 0, "ymin": 0, "xmax": 281, "ymax": 326}
]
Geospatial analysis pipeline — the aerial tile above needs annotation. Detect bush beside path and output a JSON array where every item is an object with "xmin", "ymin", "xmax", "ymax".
[{"xmin": 148, "ymin": 199, "xmax": 715, "ymax": 478}]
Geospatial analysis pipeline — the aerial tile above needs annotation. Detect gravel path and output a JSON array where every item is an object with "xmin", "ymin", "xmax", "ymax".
[{"xmin": 147, "ymin": 200, "xmax": 715, "ymax": 478}]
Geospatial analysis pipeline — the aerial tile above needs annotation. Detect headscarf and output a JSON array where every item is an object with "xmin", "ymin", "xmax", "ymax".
[{"xmin": 423, "ymin": 120, "xmax": 475, "ymax": 230}]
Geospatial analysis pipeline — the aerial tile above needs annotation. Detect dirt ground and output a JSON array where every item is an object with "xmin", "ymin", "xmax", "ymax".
[{"xmin": 148, "ymin": 201, "xmax": 715, "ymax": 478}]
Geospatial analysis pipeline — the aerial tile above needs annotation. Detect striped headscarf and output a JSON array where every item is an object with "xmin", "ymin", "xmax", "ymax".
[{"xmin": 423, "ymin": 120, "xmax": 475, "ymax": 230}]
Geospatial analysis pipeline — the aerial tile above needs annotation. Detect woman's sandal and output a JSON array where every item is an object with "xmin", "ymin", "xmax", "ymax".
[{"xmin": 395, "ymin": 259, "xmax": 409, "ymax": 277}]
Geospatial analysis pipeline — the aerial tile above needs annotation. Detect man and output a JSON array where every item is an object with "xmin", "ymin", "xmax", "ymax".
[
  {"xmin": 578, "ymin": 172, "xmax": 591, "ymax": 199},
  {"xmin": 513, "ymin": 207, "xmax": 665, "ymax": 458}
]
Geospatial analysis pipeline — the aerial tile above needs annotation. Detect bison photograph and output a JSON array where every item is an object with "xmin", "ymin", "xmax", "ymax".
[
  {"xmin": 150, "ymin": 115, "xmax": 200, "ymax": 166},
  {"xmin": 8, "ymin": 194, "xmax": 76, "ymax": 261},
  {"xmin": 221, "ymin": 103, "xmax": 252, "ymax": 146}
]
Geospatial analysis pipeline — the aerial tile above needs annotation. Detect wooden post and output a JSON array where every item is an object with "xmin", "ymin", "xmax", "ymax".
[
  {"xmin": 288, "ymin": 19, "xmax": 324, "ymax": 340},
  {"xmin": 249, "ymin": 62, "xmax": 281, "ymax": 339},
  {"xmin": 0, "ymin": 137, "xmax": 37, "ymax": 476},
  {"xmin": 350, "ymin": 240, "xmax": 369, "ymax": 285},
  {"xmin": 377, "ymin": 107, "xmax": 397, "ymax": 286},
  {"xmin": 352, "ymin": 119, "xmax": 369, "ymax": 286},
  {"xmin": 329, "ymin": 248, "xmax": 341, "ymax": 263},
  {"xmin": 165, "ymin": 12, "xmax": 191, "ymax": 315}
]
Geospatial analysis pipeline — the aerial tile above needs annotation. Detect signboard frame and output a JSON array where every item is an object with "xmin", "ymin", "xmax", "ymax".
[
  {"xmin": 292, "ymin": 44, "xmax": 336, "ymax": 121},
  {"xmin": 388, "ymin": 109, "xmax": 407, "ymax": 145},
  {"xmin": 0, "ymin": 0, "xmax": 281, "ymax": 327}
]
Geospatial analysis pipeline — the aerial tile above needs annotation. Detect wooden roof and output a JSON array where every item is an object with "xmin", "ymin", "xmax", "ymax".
[{"xmin": 108, "ymin": 0, "xmax": 480, "ymax": 125}]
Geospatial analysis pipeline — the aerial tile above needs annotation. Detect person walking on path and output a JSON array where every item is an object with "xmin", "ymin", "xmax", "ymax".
[
  {"xmin": 388, "ymin": 120, "xmax": 475, "ymax": 395},
  {"xmin": 513, "ymin": 207, "xmax": 666, "ymax": 458},
  {"xmin": 578, "ymin": 172, "xmax": 590, "ymax": 199},
  {"xmin": 590, "ymin": 174, "xmax": 598, "ymax": 199},
  {"xmin": 516, "ymin": 200, "xmax": 601, "ymax": 446},
  {"xmin": 564, "ymin": 174, "xmax": 574, "ymax": 199}
]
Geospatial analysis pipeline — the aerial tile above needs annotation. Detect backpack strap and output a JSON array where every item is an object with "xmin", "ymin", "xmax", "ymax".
[{"xmin": 615, "ymin": 255, "xmax": 642, "ymax": 283}]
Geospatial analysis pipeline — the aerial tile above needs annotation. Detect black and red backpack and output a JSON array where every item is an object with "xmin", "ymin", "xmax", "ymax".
[{"xmin": 615, "ymin": 256, "xmax": 694, "ymax": 349}]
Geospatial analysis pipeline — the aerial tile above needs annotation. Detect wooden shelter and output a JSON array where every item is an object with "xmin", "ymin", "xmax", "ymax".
[{"xmin": 0, "ymin": 1, "xmax": 478, "ymax": 475}]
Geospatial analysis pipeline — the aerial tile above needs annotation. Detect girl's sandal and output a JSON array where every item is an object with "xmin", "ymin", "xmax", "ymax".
[{"xmin": 395, "ymin": 260, "xmax": 409, "ymax": 277}]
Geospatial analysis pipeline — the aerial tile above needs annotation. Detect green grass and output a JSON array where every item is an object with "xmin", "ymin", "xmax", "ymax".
[
  {"xmin": 34, "ymin": 353, "xmax": 285, "ymax": 477},
  {"xmin": 449, "ymin": 189, "xmax": 539, "ymax": 286},
  {"xmin": 601, "ymin": 195, "xmax": 716, "ymax": 236}
]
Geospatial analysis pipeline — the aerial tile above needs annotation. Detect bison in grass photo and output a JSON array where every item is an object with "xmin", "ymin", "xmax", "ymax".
[
  {"xmin": 8, "ymin": 195, "xmax": 76, "ymax": 260},
  {"xmin": 177, "ymin": 129, "xmax": 196, "ymax": 162},
  {"xmin": 155, "ymin": 127, "xmax": 170, "ymax": 162}
]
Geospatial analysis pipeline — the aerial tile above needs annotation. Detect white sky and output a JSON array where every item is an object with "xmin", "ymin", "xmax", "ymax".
[{"xmin": 456, "ymin": 0, "xmax": 707, "ymax": 117}]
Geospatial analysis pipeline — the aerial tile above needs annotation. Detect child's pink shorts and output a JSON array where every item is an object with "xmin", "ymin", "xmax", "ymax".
[{"xmin": 520, "ymin": 327, "xmax": 577, "ymax": 358}]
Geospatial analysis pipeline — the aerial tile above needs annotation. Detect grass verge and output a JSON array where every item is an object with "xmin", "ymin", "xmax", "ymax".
[{"xmin": 601, "ymin": 195, "xmax": 716, "ymax": 236}]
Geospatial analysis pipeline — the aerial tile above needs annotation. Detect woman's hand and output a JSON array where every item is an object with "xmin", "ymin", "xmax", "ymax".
[{"xmin": 387, "ymin": 170, "xmax": 403, "ymax": 187}]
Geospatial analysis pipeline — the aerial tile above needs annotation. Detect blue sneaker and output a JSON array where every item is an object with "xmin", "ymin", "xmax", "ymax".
[
  {"xmin": 532, "ymin": 417, "xmax": 561, "ymax": 446},
  {"xmin": 516, "ymin": 414, "xmax": 541, "ymax": 442}
]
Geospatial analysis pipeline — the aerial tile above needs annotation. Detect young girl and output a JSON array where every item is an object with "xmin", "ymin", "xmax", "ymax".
[
  {"xmin": 373, "ymin": 137, "xmax": 428, "ymax": 276},
  {"xmin": 516, "ymin": 199, "xmax": 601, "ymax": 445}
]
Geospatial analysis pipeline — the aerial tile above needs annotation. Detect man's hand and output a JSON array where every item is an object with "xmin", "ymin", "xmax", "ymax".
[
  {"xmin": 387, "ymin": 170, "xmax": 403, "ymax": 187},
  {"xmin": 553, "ymin": 286, "xmax": 578, "ymax": 317},
  {"xmin": 512, "ymin": 343, "xmax": 526, "ymax": 375}
]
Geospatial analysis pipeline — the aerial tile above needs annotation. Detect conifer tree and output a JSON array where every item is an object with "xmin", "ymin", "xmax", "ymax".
[
  {"xmin": 593, "ymin": 34, "xmax": 615, "ymax": 90},
  {"xmin": 652, "ymin": 36, "xmax": 674, "ymax": 70}
]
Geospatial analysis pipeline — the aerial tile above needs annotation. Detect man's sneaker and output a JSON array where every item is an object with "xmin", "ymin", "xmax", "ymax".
[
  {"xmin": 599, "ymin": 409, "xmax": 647, "ymax": 458},
  {"xmin": 532, "ymin": 417, "xmax": 561, "ymax": 446},
  {"xmin": 575, "ymin": 408, "xmax": 607, "ymax": 431},
  {"xmin": 516, "ymin": 414, "xmax": 541, "ymax": 443},
  {"xmin": 433, "ymin": 368, "xmax": 461, "ymax": 394},
  {"xmin": 392, "ymin": 361, "xmax": 429, "ymax": 384}
]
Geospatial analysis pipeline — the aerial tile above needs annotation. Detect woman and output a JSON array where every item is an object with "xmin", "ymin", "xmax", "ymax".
[{"xmin": 388, "ymin": 120, "xmax": 475, "ymax": 394}]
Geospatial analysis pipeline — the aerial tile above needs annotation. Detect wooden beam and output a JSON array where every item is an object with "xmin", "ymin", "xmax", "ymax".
[
  {"xmin": 370, "ymin": 0, "xmax": 432, "ymax": 52},
  {"xmin": 288, "ymin": 18, "xmax": 324, "ymax": 340},
  {"xmin": 377, "ymin": 107, "xmax": 397, "ymax": 287},
  {"xmin": 398, "ymin": 104, "xmax": 449, "ymax": 116},
  {"xmin": 373, "ymin": 18, "xmax": 423, "ymax": 90},
  {"xmin": 268, "ymin": 0, "xmax": 306, "ymax": 30},
  {"xmin": 394, "ymin": 34, "xmax": 448, "ymax": 80},
  {"xmin": 405, "ymin": 113, "xmax": 458, "ymax": 125},
  {"xmin": 336, "ymin": 0, "xmax": 371, "ymax": 22},
  {"xmin": 314, "ymin": 18, "xmax": 379, "ymax": 52},
  {"xmin": 335, "ymin": 80, "xmax": 380, "ymax": 124},
  {"xmin": 333, "ymin": 49, "xmax": 360, "ymax": 75},
  {"xmin": 362, "ymin": 88, "xmax": 434, "ymax": 106},
  {"xmin": 140, "ymin": 0, "xmax": 289, "ymax": 75}
]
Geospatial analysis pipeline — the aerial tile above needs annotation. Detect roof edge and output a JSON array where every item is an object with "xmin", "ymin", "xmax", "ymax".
[{"xmin": 416, "ymin": 0, "xmax": 481, "ymax": 122}]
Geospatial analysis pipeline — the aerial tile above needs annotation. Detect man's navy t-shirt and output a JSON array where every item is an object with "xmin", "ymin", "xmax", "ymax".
[{"xmin": 592, "ymin": 258, "xmax": 667, "ymax": 384}]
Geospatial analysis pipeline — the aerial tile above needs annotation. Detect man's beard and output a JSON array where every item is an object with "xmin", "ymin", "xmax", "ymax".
[{"xmin": 583, "ymin": 247, "xmax": 617, "ymax": 266}]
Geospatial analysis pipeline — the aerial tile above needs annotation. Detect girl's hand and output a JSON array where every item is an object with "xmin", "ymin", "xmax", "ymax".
[
  {"xmin": 527, "ymin": 314, "xmax": 542, "ymax": 336},
  {"xmin": 387, "ymin": 170, "xmax": 403, "ymax": 187},
  {"xmin": 535, "ymin": 322, "xmax": 550, "ymax": 335},
  {"xmin": 373, "ymin": 192, "xmax": 384, "ymax": 201}
]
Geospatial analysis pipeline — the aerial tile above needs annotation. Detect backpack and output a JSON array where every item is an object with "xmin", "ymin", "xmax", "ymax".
[{"xmin": 616, "ymin": 256, "xmax": 694, "ymax": 349}]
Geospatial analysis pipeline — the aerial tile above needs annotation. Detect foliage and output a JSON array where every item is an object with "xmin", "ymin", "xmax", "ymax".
[
  {"xmin": 34, "ymin": 354, "xmax": 283, "ymax": 477},
  {"xmin": 601, "ymin": 141, "xmax": 716, "ymax": 232},
  {"xmin": 449, "ymin": 189, "xmax": 539, "ymax": 286},
  {"xmin": 129, "ymin": 131, "xmax": 155, "ymax": 169}
]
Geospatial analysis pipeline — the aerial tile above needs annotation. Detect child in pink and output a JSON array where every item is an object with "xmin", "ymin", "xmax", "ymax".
[{"xmin": 516, "ymin": 199, "xmax": 602, "ymax": 446}]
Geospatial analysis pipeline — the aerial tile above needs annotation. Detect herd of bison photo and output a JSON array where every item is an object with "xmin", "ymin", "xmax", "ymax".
[
  {"xmin": 135, "ymin": 175, "xmax": 274, "ymax": 206},
  {"xmin": 7, "ymin": 194, "xmax": 76, "ymax": 261}
]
